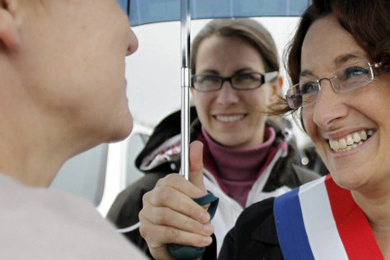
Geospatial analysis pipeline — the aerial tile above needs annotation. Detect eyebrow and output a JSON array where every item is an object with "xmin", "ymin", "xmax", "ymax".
[
  {"xmin": 334, "ymin": 53, "xmax": 362, "ymax": 66},
  {"xmin": 299, "ymin": 52, "xmax": 365, "ymax": 78},
  {"xmin": 300, "ymin": 70, "xmax": 314, "ymax": 78},
  {"xmin": 197, "ymin": 68, "xmax": 258, "ymax": 75},
  {"xmin": 197, "ymin": 69, "xmax": 219, "ymax": 75}
]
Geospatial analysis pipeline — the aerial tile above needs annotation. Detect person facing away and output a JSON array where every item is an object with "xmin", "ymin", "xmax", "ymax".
[
  {"xmin": 0, "ymin": 0, "xmax": 148, "ymax": 259},
  {"xmin": 137, "ymin": 0, "xmax": 390, "ymax": 259},
  {"xmin": 108, "ymin": 18, "xmax": 319, "ymax": 259}
]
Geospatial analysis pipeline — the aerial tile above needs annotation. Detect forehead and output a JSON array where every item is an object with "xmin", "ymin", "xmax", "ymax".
[
  {"xmin": 196, "ymin": 35, "xmax": 266, "ymax": 73},
  {"xmin": 300, "ymin": 15, "xmax": 366, "ymax": 75}
]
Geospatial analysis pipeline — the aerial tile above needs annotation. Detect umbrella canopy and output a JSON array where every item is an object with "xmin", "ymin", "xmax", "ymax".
[{"xmin": 118, "ymin": 0, "xmax": 311, "ymax": 26}]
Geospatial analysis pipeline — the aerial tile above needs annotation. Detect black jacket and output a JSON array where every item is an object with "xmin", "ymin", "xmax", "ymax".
[{"xmin": 218, "ymin": 197, "xmax": 283, "ymax": 260}]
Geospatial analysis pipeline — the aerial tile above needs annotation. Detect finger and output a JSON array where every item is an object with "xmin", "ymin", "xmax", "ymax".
[
  {"xmin": 139, "ymin": 217, "xmax": 213, "ymax": 254},
  {"xmin": 139, "ymin": 218, "xmax": 176, "ymax": 260},
  {"xmin": 155, "ymin": 173, "xmax": 205, "ymax": 199},
  {"xmin": 139, "ymin": 200, "xmax": 213, "ymax": 260},
  {"xmin": 141, "ymin": 196, "xmax": 214, "ymax": 236},
  {"xmin": 189, "ymin": 141, "xmax": 206, "ymax": 193},
  {"xmin": 143, "ymin": 187, "xmax": 211, "ymax": 225}
]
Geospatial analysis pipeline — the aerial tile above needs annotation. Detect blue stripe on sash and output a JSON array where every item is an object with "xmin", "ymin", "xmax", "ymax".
[{"xmin": 274, "ymin": 188, "xmax": 315, "ymax": 260}]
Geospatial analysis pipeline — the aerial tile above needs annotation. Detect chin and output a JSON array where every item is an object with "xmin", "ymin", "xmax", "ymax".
[
  {"xmin": 112, "ymin": 125, "xmax": 133, "ymax": 142},
  {"xmin": 331, "ymin": 169, "xmax": 368, "ymax": 191},
  {"xmin": 107, "ymin": 112, "xmax": 133, "ymax": 142}
]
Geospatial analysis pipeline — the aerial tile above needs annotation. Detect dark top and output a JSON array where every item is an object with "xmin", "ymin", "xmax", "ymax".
[{"xmin": 218, "ymin": 197, "xmax": 283, "ymax": 260}]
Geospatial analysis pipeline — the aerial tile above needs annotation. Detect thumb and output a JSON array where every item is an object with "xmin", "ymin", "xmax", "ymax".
[{"xmin": 189, "ymin": 141, "xmax": 206, "ymax": 193}]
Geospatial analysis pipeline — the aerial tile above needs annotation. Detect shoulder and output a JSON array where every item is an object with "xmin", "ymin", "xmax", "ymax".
[
  {"xmin": 234, "ymin": 197, "xmax": 275, "ymax": 231},
  {"xmin": 0, "ymin": 176, "xmax": 148, "ymax": 259},
  {"xmin": 0, "ymin": 173, "xmax": 95, "ymax": 213},
  {"xmin": 219, "ymin": 198, "xmax": 283, "ymax": 260}
]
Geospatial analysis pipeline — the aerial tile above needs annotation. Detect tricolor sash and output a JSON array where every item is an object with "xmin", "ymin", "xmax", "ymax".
[{"xmin": 274, "ymin": 175, "xmax": 384, "ymax": 260}]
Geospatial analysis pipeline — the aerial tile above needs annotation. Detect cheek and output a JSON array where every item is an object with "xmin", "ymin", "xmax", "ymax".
[
  {"xmin": 302, "ymin": 109, "xmax": 316, "ymax": 138},
  {"xmin": 192, "ymin": 93, "xmax": 212, "ymax": 113},
  {"xmin": 255, "ymin": 85, "xmax": 274, "ymax": 103}
]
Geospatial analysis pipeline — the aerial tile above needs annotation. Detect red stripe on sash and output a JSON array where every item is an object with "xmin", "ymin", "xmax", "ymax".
[{"xmin": 325, "ymin": 175, "xmax": 384, "ymax": 260}]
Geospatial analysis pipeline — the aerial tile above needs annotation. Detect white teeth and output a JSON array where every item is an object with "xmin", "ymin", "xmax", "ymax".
[
  {"xmin": 339, "ymin": 139, "xmax": 347, "ymax": 149},
  {"xmin": 360, "ymin": 130, "xmax": 367, "ymax": 140},
  {"xmin": 216, "ymin": 115, "xmax": 244, "ymax": 122},
  {"xmin": 346, "ymin": 135, "xmax": 353, "ymax": 145},
  {"xmin": 328, "ymin": 129, "xmax": 373, "ymax": 153},
  {"xmin": 353, "ymin": 132, "xmax": 361, "ymax": 143}
]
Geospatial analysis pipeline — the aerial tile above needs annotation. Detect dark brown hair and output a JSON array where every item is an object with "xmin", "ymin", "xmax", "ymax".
[{"xmin": 190, "ymin": 18, "xmax": 279, "ymax": 76}]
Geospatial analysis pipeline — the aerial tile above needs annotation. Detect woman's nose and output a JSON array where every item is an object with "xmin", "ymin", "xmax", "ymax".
[
  {"xmin": 312, "ymin": 80, "xmax": 348, "ymax": 129},
  {"xmin": 215, "ymin": 81, "xmax": 239, "ymax": 106}
]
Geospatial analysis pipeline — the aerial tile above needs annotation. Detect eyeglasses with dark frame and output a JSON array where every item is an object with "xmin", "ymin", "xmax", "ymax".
[
  {"xmin": 285, "ymin": 60, "xmax": 382, "ymax": 110},
  {"xmin": 191, "ymin": 71, "xmax": 278, "ymax": 92}
]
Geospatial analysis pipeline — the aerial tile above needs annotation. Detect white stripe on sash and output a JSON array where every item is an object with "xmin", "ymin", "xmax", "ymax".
[{"xmin": 299, "ymin": 177, "xmax": 349, "ymax": 260}]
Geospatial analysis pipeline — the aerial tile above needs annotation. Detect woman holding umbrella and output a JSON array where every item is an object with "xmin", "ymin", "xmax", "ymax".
[
  {"xmin": 116, "ymin": 18, "xmax": 319, "ymax": 259},
  {"xmin": 140, "ymin": 0, "xmax": 390, "ymax": 259}
]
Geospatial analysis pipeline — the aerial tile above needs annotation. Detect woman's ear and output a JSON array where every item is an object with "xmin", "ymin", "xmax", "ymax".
[
  {"xmin": 269, "ymin": 75, "xmax": 284, "ymax": 104},
  {"xmin": 0, "ymin": 0, "xmax": 21, "ymax": 51},
  {"xmin": 190, "ymin": 86, "xmax": 196, "ymax": 97}
]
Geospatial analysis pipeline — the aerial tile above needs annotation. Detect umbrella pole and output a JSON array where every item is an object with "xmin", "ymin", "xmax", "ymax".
[
  {"xmin": 180, "ymin": 0, "xmax": 191, "ymax": 180},
  {"xmin": 174, "ymin": 8, "xmax": 219, "ymax": 260}
]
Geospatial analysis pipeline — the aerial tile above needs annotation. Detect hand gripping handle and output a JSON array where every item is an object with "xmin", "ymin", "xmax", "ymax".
[{"xmin": 168, "ymin": 192, "xmax": 219, "ymax": 260}]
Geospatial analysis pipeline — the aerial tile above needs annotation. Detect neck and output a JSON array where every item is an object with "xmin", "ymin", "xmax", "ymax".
[
  {"xmin": 0, "ymin": 135, "xmax": 69, "ymax": 187},
  {"xmin": 201, "ymin": 127, "xmax": 275, "ymax": 207},
  {"xmin": 203, "ymin": 127, "xmax": 275, "ymax": 181},
  {"xmin": 0, "ymin": 113, "xmax": 77, "ymax": 187},
  {"xmin": 0, "ymin": 71, "xmax": 90, "ymax": 187},
  {"xmin": 352, "ymin": 189, "xmax": 390, "ymax": 259}
]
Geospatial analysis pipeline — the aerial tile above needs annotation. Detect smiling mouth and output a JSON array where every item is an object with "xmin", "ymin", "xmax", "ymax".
[
  {"xmin": 215, "ymin": 114, "xmax": 246, "ymax": 123},
  {"xmin": 328, "ymin": 129, "xmax": 374, "ymax": 153}
]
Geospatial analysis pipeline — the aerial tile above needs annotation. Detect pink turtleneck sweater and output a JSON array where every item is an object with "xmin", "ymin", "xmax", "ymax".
[{"xmin": 201, "ymin": 127, "xmax": 276, "ymax": 208}]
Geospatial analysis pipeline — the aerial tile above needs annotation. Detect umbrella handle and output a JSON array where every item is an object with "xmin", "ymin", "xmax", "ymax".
[{"xmin": 168, "ymin": 192, "xmax": 219, "ymax": 260}]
